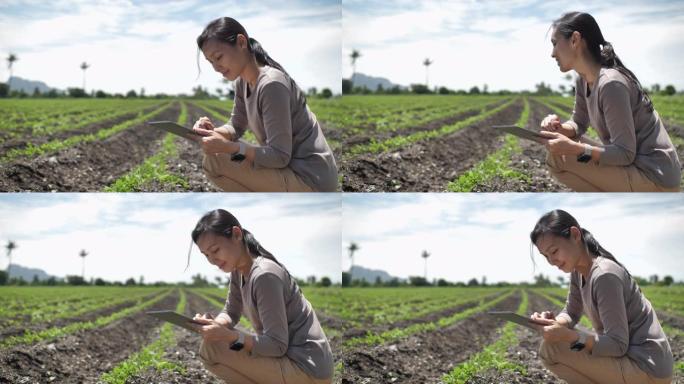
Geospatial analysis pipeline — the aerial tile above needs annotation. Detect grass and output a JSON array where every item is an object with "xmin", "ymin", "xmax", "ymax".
[
  {"xmin": 442, "ymin": 290, "xmax": 529, "ymax": 384},
  {"xmin": 1, "ymin": 102, "xmax": 172, "ymax": 162},
  {"xmin": 0, "ymin": 289, "xmax": 173, "ymax": 349},
  {"xmin": 100, "ymin": 289, "xmax": 188, "ymax": 383},
  {"xmin": 343, "ymin": 289, "xmax": 516, "ymax": 348},
  {"xmin": 447, "ymin": 97, "xmax": 531, "ymax": 191},
  {"xmin": 104, "ymin": 102, "xmax": 190, "ymax": 191},
  {"xmin": 347, "ymin": 97, "xmax": 518, "ymax": 155}
]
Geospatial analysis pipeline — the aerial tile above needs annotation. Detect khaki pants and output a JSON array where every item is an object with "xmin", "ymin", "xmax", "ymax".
[
  {"xmin": 546, "ymin": 153, "xmax": 680, "ymax": 192},
  {"xmin": 203, "ymin": 153, "xmax": 314, "ymax": 192},
  {"xmin": 199, "ymin": 340, "xmax": 331, "ymax": 384},
  {"xmin": 539, "ymin": 340, "xmax": 672, "ymax": 384}
]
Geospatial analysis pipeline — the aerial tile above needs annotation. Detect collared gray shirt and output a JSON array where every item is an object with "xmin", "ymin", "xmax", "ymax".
[
  {"xmin": 558, "ymin": 256, "xmax": 673, "ymax": 378},
  {"xmin": 229, "ymin": 66, "xmax": 338, "ymax": 192},
  {"xmin": 222, "ymin": 256, "xmax": 333, "ymax": 380},
  {"xmin": 566, "ymin": 68, "xmax": 681, "ymax": 188}
]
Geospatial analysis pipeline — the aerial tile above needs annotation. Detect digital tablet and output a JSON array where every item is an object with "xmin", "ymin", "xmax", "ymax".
[
  {"xmin": 147, "ymin": 121, "xmax": 202, "ymax": 142},
  {"xmin": 492, "ymin": 125, "xmax": 550, "ymax": 143},
  {"xmin": 487, "ymin": 311, "xmax": 547, "ymax": 330},
  {"xmin": 146, "ymin": 310, "xmax": 203, "ymax": 333}
]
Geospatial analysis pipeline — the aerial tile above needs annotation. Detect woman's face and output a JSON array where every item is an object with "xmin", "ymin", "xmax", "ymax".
[
  {"xmin": 197, "ymin": 229, "xmax": 244, "ymax": 273},
  {"xmin": 550, "ymin": 28, "xmax": 578, "ymax": 73},
  {"xmin": 535, "ymin": 227, "xmax": 583, "ymax": 273},
  {"xmin": 201, "ymin": 35, "xmax": 250, "ymax": 81}
]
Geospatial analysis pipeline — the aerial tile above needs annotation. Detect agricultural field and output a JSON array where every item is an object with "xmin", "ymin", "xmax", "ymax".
[
  {"xmin": 334, "ymin": 94, "xmax": 684, "ymax": 192},
  {"xmin": 0, "ymin": 285, "xmax": 682, "ymax": 383},
  {"xmin": 0, "ymin": 285, "xmax": 344, "ymax": 383},
  {"xmin": 2, "ymin": 95, "xmax": 683, "ymax": 191},
  {"xmin": 334, "ymin": 286, "xmax": 684, "ymax": 384}
]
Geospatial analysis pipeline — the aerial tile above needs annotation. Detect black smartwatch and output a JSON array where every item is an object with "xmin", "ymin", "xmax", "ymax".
[
  {"xmin": 577, "ymin": 143, "xmax": 592, "ymax": 163},
  {"xmin": 570, "ymin": 331, "xmax": 587, "ymax": 351},
  {"xmin": 230, "ymin": 141, "xmax": 246, "ymax": 162},
  {"xmin": 229, "ymin": 332, "xmax": 245, "ymax": 351}
]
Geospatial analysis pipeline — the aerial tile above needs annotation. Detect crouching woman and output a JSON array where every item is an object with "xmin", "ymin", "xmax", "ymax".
[
  {"xmin": 190, "ymin": 209, "xmax": 333, "ymax": 383},
  {"xmin": 529, "ymin": 209, "xmax": 673, "ymax": 384}
]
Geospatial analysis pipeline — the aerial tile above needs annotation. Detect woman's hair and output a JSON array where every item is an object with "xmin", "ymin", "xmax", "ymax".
[
  {"xmin": 189, "ymin": 209, "xmax": 290, "ymax": 277},
  {"xmin": 196, "ymin": 17, "xmax": 305, "ymax": 104},
  {"xmin": 529, "ymin": 209, "xmax": 632, "ymax": 277},
  {"xmin": 551, "ymin": 12, "xmax": 653, "ymax": 111}
]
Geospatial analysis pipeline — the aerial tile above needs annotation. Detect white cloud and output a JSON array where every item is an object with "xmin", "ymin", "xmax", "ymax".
[
  {"xmin": 0, "ymin": 194, "xmax": 342, "ymax": 284},
  {"xmin": 0, "ymin": 0, "xmax": 341, "ymax": 94},
  {"xmin": 342, "ymin": 194, "xmax": 684, "ymax": 283},
  {"xmin": 342, "ymin": 1, "xmax": 684, "ymax": 91}
]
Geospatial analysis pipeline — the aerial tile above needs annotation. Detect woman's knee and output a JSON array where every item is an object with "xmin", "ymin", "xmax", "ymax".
[
  {"xmin": 538, "ymin": 339, "xmax": 563, "ymax": 367},
  {"xmin": 545, "ymin": 152, "xmax": 563, "ymax": 173},
  {"xmin": 199, "ymin": 340, "xmax": 216, "ymax": 365}
]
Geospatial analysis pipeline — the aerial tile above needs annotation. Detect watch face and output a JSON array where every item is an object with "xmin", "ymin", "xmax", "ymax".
[
  {"xmin": 570, "ymin": 342, "xmax": 585, "ymax": 351},
  {"xmin": 577, "ymin": 154, "xmax": 592, "ymax": 163},
  {"xmin": 230, "ymin": 153, "xmax": 246, "ymax": 162},
  {"xmin": 229, "ymin": 342, "xmax": 244, "ymax": 351}
]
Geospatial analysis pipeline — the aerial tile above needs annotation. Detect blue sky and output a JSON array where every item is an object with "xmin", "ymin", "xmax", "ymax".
[
  {"xmin": 0, "ymin": 193, "xmax": 341, "ymax": 284},
  {"xmin": 0, "ymin": 0, "xmax": 341, "ymax": 95},
  {"xmin": 343, "ymin": 0, "xmax": 684, "ymax": 92},
  {"xmin": 342, "ymin": 193, "xmax": 684, "ymax": 284}
]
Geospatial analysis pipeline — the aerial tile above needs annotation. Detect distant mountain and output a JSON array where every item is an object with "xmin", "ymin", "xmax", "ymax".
[
  {"xmin": 349, "ymin": 265, "xmax": 404, "ymax": 283},
  {"xmin": 7, "ymin": 76, "xmax": 57, "ymax": 94},
  {"xmin": 350, "ymin": 73, "xmax": 405, "ymax": 91},
  {"xmin": 7, "ymin": 264, "xmax": 54, "ymax": 282}
]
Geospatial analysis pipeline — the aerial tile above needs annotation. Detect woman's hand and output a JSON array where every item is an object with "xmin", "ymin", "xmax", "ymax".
[
  {"xmin": 193, "ymin": 116, "xmax": 215, "ymax": 132},
  {"xmin": 541, "ymin": 114, "xmax": 562, "ymax": 131},
  {"xmin": 541, "ymin": 131, "xmax": 584, "ymax": 156},
  {"xmin": 530, "ymin": 311, "xmax": 556, "ymax": 326},
  {"xmin": 541, "ymin": 323, "xmax": 577, "ymax": 343},
  {"xmin": 198, "ymin": 321, "xmax": 238, "ymax": 343},
  {"xmin": 540, "ymin": 114, "xmax": 576, "ymax": 138},
  {"xmin": 197, "ymin": 130, "xmax": 239, "ymax": 155}
]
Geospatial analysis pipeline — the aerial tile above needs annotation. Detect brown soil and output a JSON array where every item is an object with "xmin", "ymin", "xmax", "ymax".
[
  {"xmin": 0, "ymin": 290, "xmax": 178, "ymax": 383},
  {"xmin": 341, "ymin": 291, "xmax": 521, "ymax": 383},
  {"xmin": 0, "ymin": 103, "xmax": 181, "ymax": 191},
  {"xmin": 340, "ymin": 99, "xmax": 524, "ymax": 192}
]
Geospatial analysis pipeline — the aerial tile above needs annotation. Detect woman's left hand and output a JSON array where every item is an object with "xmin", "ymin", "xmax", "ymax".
[
  {"xmin": 540, "ymin": 131, "xmax": 583, "ymax": 156},
  {"xmin": 541, "ymin": 323, "xmax": 576, "ymax": 343},
  {"xmin": 198, "ymin": 321, "xmax": 238, "ymax": 343},
  {"xmin": 195, "ymin": 129, "xmax": 238, "ymax": 155}
]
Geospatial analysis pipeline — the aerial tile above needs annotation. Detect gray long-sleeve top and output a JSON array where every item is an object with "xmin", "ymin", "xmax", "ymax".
[
  {"xmin": 567, "ymin": 68, "xmax": 681, "ymax": 188},
  {"xmin": 222, "ymin": 256, "xmax": 333, "ymax": 380},
  {"xmin": 228, "ymin": 66, "xmax": 338, "ymax": 192},
  {"xmin": 557, "ymin": 256, "xmax": 673, "ymax": 378}
]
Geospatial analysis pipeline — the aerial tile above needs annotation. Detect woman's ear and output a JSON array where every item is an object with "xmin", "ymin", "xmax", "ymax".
[
  {"xmin": 570, "ymin": 31, "xmax": 581, "ymax": 49},
  {"xmin": 236, "ymin": 34, "xmax": 248, "ymax": 50},
  {"xmin": 232, "ymin": 226, "xmax": 243, "ymax": 242},
  {"xmin": 569, "ymin": 226, "xmax": 582, "ymax": 243}
]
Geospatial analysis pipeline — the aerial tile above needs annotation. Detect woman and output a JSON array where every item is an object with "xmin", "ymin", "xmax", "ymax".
[
  {"xmin": 540, "ymin": 12, "xmax": 681, "ymax": 192},
  {"xmin": 193, "ymin": 17, "xmax": 338, "ymax": 192},
  {"xmin": 190, "ymin": 209, "xmax": 333, "ymax": 383},
  {"xmin": 529, "ymin": 209, "xmax": 673, "ymax": 384}
]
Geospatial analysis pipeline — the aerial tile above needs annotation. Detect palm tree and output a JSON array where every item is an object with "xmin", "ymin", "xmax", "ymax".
[
  {"xmin": 5, "ymin": 240, "xmax": 17, "ymax": 279},
  {"xmin": 421, "ymin": 250, "xmax": 430, "ymax": 280},
  {"xmin": 347, "ymin": 242, "xmax": 359, "ymax": 277},
  {"xmin": 350, "ymin": 49, "xmax": 361, "ymax": 86},
  {"xmin": 79, "ymin": 249, "xmax": 88, "ymax": 279},
  {"xmin": 80, "ymin": 62, "xmax": 90, "ymax": 92},
  {"xmin": 423, "ymin": 58, "xmax": 433, "ymax": 88},
  {"xmin": 6, "ymin": 54, "xmax": 18, "ymax": 90}
]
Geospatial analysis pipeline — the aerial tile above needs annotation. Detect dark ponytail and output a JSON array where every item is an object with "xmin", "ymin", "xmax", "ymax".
[
  {"xmin": 552, "ymin": 12, "xmax": 653, "ymax": 112},
  {"xmin": 189, "ymin": 209, "xmax": 292, "ymax": 279},
  {"xmin": 196, "ymin": 17, "xmax": 306, "ymax": 105},
  {"xmin": 530, "ymin": 209, "xmax": 632, "ymax": 277}
]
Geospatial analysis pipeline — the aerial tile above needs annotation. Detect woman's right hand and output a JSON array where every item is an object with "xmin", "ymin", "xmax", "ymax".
[
  {"xmin": 540, "ymin": 114, "xmax": 562, "ymax": 132},
  {"xmin": 530, "ymin": 311, "xmax": 556, "ymax": 326},
  {"xmin": 192, "ymin": 312, "xmax": 215, "ymax": 325},
  {"xmin": 193, "ymin": 116, "xmax": 216, "ymax": 137}
]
